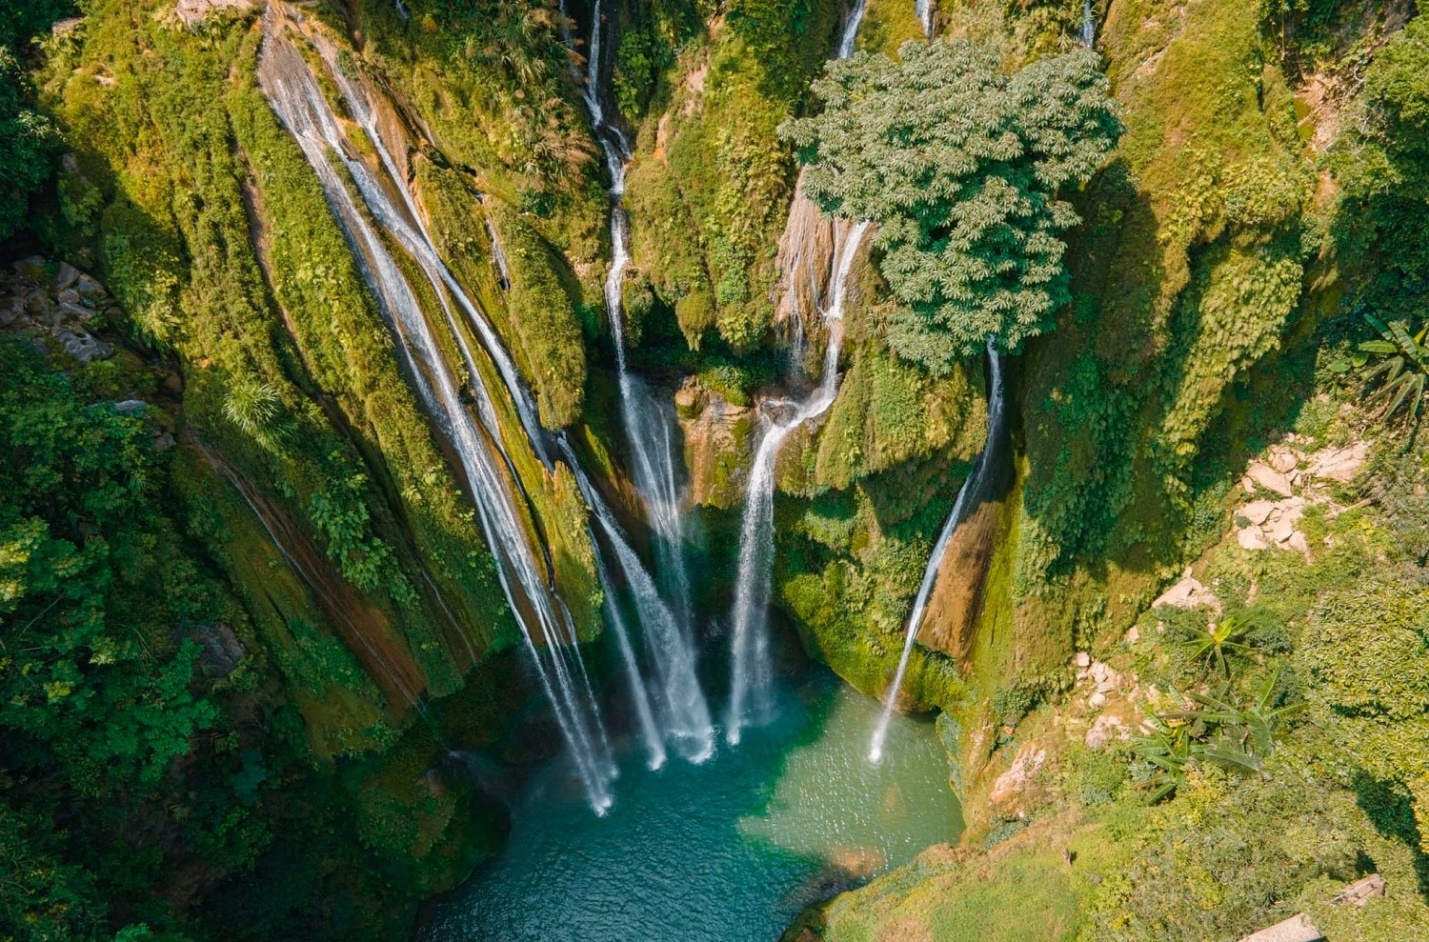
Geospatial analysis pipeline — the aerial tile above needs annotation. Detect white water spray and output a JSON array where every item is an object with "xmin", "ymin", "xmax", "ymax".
[
  {"xmin": 915, "ymin": 0, "xmax": 934, "ymax": 38},
  {"xmin": 560, "ymin": 0, "xmax": 716, "ymax": 761},
  {"xmin": 257, "ymin": 15, "xmax": 618, "ymax": 812},
  {"xmin": 867, "ymin": 343, "xmax": 1004, "ymax": 764},
  {"xmin": 726, "ymin": 0, "xmax": 869, "ymax": 746},
  {"xmin": 727, "ymin": 221, "xmax": 870, "ymax": 745}
]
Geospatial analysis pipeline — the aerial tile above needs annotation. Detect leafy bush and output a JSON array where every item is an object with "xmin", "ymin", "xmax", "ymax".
[
  {"xmin": 0, "ymin": 45, "xmax": 60, "ymax": 240},
  {"xmin": 783, "ymin": 40, "xmax": 1120, "ymax": 369}
]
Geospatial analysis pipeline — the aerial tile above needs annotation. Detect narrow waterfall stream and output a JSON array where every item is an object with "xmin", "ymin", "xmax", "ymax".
[
  {"xmin": 570, "ymin": 0, "xmax": 716, "ymax": 763},
  {"xmin": 727, "ymin": 221, "xmax": 870, "ymax": 744},
  {"xmin": 256, "ymin": 10, "xmax": 634, "ymax": 809},
  {"xmin": 915, "ymin": 0, "xmax": 935, "ymax": 38},
  {"xmin": 726, "ymin": 0, "xmax": 869, "ymax": 745},
  {"xmin": 868, "ymin": 344, "xmax": 1006, "ymax": 763}
]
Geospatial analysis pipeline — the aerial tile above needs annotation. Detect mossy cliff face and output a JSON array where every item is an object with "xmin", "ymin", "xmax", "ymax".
[
  {"xmin": 792, "ymin": 0, "xmax": 1429, "ymax": 938},
  {"xmin": 15, "ymin": 0, "xmax": 646, "ymax": 935}
]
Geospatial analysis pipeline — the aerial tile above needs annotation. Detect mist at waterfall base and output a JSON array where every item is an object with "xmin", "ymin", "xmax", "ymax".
[{"xmin": 423, "ymin": 668, "xmax": 962, "ymax": 942}]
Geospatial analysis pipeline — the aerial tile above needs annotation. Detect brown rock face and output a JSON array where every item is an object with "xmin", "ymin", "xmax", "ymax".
[
  {"xmin": 916, "ymin": 494, "xmax": 1000, "ymax": 662},
  {"xmin": 677, "ymin": 377, "xmax": 754, "ymax": 509},
  {"xmin": 773, "ymin": 179, "xmax": 841, "ymax": 345}
]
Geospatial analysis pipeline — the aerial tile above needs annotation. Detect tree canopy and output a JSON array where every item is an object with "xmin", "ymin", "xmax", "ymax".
[{"xmin": 782, "ymin": 40, "xmax": 1120, "ymax": 372}]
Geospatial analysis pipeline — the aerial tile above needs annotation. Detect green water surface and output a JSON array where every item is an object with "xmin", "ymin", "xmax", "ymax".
[{"xmin": 423, "ymin": 669, "xmax": 962, "ymax": 942}]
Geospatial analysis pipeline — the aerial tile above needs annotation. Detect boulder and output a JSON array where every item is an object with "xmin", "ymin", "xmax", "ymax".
[
  {"xmin": 12, "ymin": 256, "xmax": 47, "ymax": 280},
  {"xmin": 1085, "ymin": 714, "xmax": 1128, "ymax": 750},
  {"xmin": 76, "ymin": 273, "xmax": 106, "ymax": 299},
  {"xmin": 1332, "ymin": 873, "xmax": 1385, "ymax": 907},
  {"xmin": 1268, "ymin": 445, "xmax": 1299, "ymax": 474},
  {"xmin": 1238, "ymin": 527, "xmax": 1271, "ymax": 551},
  {"xmin": 1237, "ymin": 914, "xmax": 1322, "ymax": 942},
  {"xmin": 1153, "ymin": 568, "xmax": 1220, "ymax": 611},
  {"xmin": 55, "ymin": 262, "xmax": 79, "ymax": 291},
  {"xmin": 1306, "ymin": 442, "xmax": 1369, "ymax": 483},
  {"xmin": 1241, "ymin": 500, "xmax": 1277, "ymax": 526},
  {"xmin": 56, "ymin": 328, "xmax": 114, "ymax": 364},
  {"xmin": 1246, "ymin": 461, "xmax": 1294, "ymax": 497},
  {"xmin": 1268, "ymin": 514, "xmax": 1298, "ymax": 544},
  {"xmin": 175, "ymin": 0, "xmax": 257, "ymax": 28},
  {"xmin": 989, "ymin": 746, "xmax": 1046, "ymax": 812}
]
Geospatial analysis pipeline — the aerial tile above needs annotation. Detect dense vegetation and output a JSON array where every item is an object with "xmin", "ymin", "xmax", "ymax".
[
  {"xmin": 4, "ymin": 0, "xmax": 1429, "ymax": 940},
  {"xmin": 784, "ymin": 41, "xmax": 1120, "ymax": 367}
]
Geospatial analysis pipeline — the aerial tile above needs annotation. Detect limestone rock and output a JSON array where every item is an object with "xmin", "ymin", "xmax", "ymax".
[
  {"xmin": 192, "ymin": 622, "xmax": 246, "ymax": 677},
  {"xmin": 12, "ymin": 256, "xmax": 47, "ymax": 280},
  {"xmin": 1305, "ymin": 442, "xmax": 1368, "ymax": 483},
  {"xmin": 1237, "ymin": 913, "xmax": 1322, "ymax": 942},
  {"xmin": 989, "ymin": 746, "xmax": 1046, "ymax": 812},
  {"xmin": 1246, "ymin": 461, "xmax": 1294, "ymax": 497},
  {"xmin": 55, "ymin": 262, "xmax": 80, "ymax": 291},
  {"xmin": 56, "ymin": 328, "xmax": 113, "ymax": 364},
  {"xmin": 1085, "ymin": 714, "xmax": 1128, "ymax": 749},
  {"xmin": 678, "ymin": 381, "xmax": 752, "ymax": 510},
  {"xmin": 1241, "ymin": 500, "xmax": 1277, "ymax": 526},
  {"xmin": 1238, "ymin": 527, "xmax": 1271, "ymax": 551},
  {"xmin": 175, "ymin": 0, "xmax": 256, "ymax": 28},
  {"xmin": 1332, "ymin": 873, "xmax": 1385, "ymax": 907},
  {"xmin": 76, "ymin": 274, "xmax": 106, "ymax": 299},
  {"xmin": 1153, "ymin": 568, "xmax": 1220, "ymax": 611}
]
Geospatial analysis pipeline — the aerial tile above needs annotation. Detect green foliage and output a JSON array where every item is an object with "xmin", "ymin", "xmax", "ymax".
[
  {"xmin": 1081, "ymin": 766, "xmax": 1359, "ymax": 942},
  {"xmin": 0, "ymin": 0, "xmax": 75, "ymax": 50},
  {"xmin": 1135, "ymin": 672, "xmax": 1302, "ymax": 801},
  {"xmin": 0, "ymin": 45, "xmax": 61, "ymax": 240},
  {"xmin": 623, "ymin": 0, "xmax": 843, "ymax": 348},
  {"xmin": 783, "ymin": 41, "xmax": 1120, "ymax": 370},
  {"xmin": 813, "ymin": 343, "xmax": 985, "ymax": 488},
  {"xmin": 490, "ymin": 205, "xmax": 587, "ymax": 428},
  {"xmin": 1353, "ymin": 315, "xmax": 1428, "ymax": 425},
  {"xmin": 344, "ymin": 0, "xmax": 604, "ymax": 259}
]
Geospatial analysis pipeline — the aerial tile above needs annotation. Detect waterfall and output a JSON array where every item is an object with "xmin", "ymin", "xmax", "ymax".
[
  {"xmin": 727, "ymin": 222, "xmax": 871, "ymax": 745},
  {"xmin": 867, "ymin": 343, "xmax": 1005, "ymax": 764},
  {"xmin": 1081, "ymin": 0, "xmax": 1096, "ymax": 46},
  {"xmin": 915, "ymin": 0, "xmax": 934, "ymax": 39},
  {"xmin": 837, "ymin": 0, "xmax": 867, "ymax": 58},
  {"xmin": 561, "ymin": 0, "xmax": 716, "ymax": 761},
  {"xmin": 725, "ymin": 0, "xmax": 869, "ymax": 746},
  {"xmin": 257, "ymin": 15, "xmax": 618, "ymax": 813}
]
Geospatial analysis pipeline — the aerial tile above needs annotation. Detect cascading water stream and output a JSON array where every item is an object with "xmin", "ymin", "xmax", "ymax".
[
  {"xmin": 725, "ymin": 0, "xmax": 868, "ymax": 746},
  {"xmin": 727, "ymin": 221, "xmax": 871, "ymax": 745},
  {"xmin": 562, "ymin": 0, "xmax": 716, "ymax": 760},
  {"xmin": 256, "ymin": 16, "xmax": 617, "ymax": 812},
  {"xmin": 307, "ymin": 13, "xmax": 717, "ymax": 768},
  {"xmin": 915, "ymin": 0, "xmax": 935, "ymax": 39},
  {"xmin": 867, "ymin": 343, "xmax": 1005, "ymax": 764},
  {"xmin": 1081, "ymin": 0, "xmax": 1096, "ymax": 46}
]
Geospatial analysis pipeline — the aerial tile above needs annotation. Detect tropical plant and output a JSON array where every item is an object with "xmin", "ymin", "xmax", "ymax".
[
  {"xmin": 780, "ymin": 40, "xmax": 1120, "ymax": 372},
  {"xmin": 1356, "ymin": 314, "xmax": 1428, "ymax": 424},
  {"xmin": 0, "ymin": 46, "xmax": 61, "ymax": 240},
  {"xmin": 1178, "ymin": 612, "xmax": 1263, "ymax": 677},
  {"xmin": 1135, "ymin": 671, "xmax": 1302, "ymax": 801}
]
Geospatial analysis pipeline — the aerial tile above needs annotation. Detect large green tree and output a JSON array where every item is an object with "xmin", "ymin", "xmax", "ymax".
[{"xmin": 782, "ymin": 40, "xmax": 1120, "ymax": 372}]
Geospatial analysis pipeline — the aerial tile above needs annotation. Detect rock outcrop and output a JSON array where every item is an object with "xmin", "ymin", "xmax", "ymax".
[
  {"xmin": 2, "ymin": 256, "xmax": 119, "ymax": 365},
  {"xmin": 676, "ymin": 378, "xmax": 754, "ymax": 509}
]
